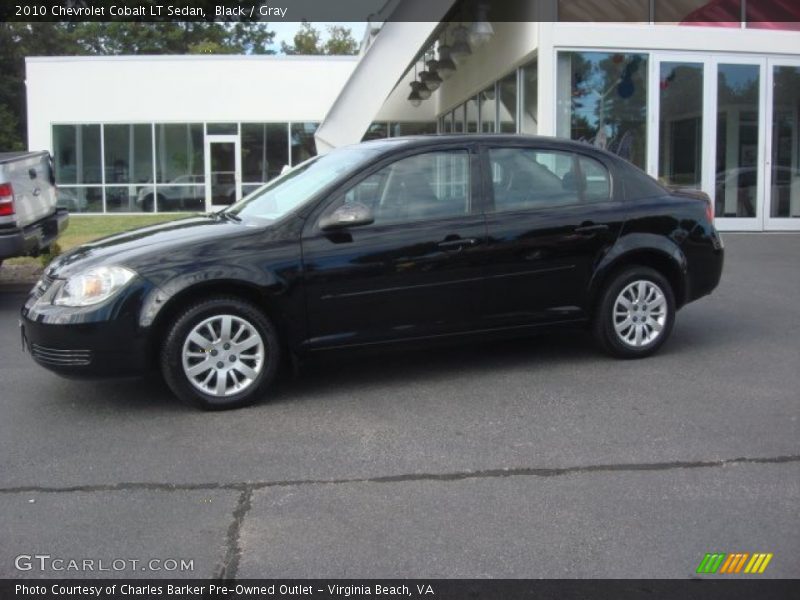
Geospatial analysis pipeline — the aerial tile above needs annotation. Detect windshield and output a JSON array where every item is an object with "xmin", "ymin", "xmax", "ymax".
[{"xmin": 226, "ymin": 143, "xmax": 389, "ymax": 222}]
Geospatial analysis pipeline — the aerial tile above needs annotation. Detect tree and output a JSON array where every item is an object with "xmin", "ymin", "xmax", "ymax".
[
  {"xmin": 0, "ymin": 22, "xmax": 277, "ymax": 151},
  {"xmin": 324, "ymin": 25, "xmax": 359, "ymax": 56},
  {"xmin": 281, "ymin": 22, "xmax": 359, "ymax": 56},
  {"xmin": 281, "ymin": 22, "xmax": 323, "ymax": 55}
]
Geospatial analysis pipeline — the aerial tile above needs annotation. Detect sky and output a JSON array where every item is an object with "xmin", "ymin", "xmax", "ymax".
[{"xmin": 267, "ymin": 22, "xmax": 368, "ymax": 53}]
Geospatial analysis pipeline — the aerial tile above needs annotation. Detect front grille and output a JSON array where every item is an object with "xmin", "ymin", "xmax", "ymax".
[{"xmin": 31, "ymin": 344, "xmax": 92, "ymax": 367}]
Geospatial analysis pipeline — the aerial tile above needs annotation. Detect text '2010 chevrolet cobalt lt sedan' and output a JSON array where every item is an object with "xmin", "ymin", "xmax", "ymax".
[{"xmin": 21, "ymin": 135, "xmax": 723, "ymax": 409}]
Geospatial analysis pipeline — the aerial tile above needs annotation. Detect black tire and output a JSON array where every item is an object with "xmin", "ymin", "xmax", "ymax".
[
  {"xmin": 141, "ymin": 194, "xmax": 154, "ymax": 213},
  {"xmin": 160, "ymin": 296, "xmax": 280, "ymax": 410},
  {"xmin": 593, "ymin": 266, "xmax": 675, "ymax": 359}
]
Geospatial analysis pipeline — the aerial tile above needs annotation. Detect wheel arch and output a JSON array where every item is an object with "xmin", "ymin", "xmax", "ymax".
[
  {"xmin": 143, "ymin": 279, "xmax": 290, "ymax": 366},
  {"xmin": 589, "ymin": 234, "xmax": 688, "ymax": 314}
]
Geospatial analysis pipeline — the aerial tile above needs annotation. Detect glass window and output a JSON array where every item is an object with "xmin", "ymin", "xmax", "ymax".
[
  {"xmin": 488, "ymin": 148, "xmax": 609, "ymax": 212},
  {"xmin": 466, "ymin": 97, "xmax": 479, "ymax": 133},
  {"xmin": 498, "ymin": 72, "xmax": 518, "ymax": 133},
  {"xmin": 770, "ymin": 66, "xmax": 800, "ymax": 218},
  {"xmin": 155, "ymin": 123, "xmax": 204, "ymax": 184},
  {"xmin": 715, "ymin": 64, "xmax": 760, "ymax": 218},
  {"xmin": 659, "ymin": 62, "xmax": 704, "ymax": 188},
  {"xmin": 56, "ymin": 186, "xmax": 102, "ymax": 213},
  {"xmin": 241, "ymin": 123, "xmax": 289, "ymax": 183},
  {"xmin": 154, "ymin": 175, "xmax": 206, "ymax": 212},
  {"xmin": 521, "ymin": 60, "xmax": 538, "ymax": 134},
  {"xmin": 453, "ymin": 107, "xmax": 465, "ymax": 133},
  {"xmin": 291, "ymin": 122, "xmax": 319, "ymax": 165},
  {"xmin": 362, "ymin": 122, "xmax": 389, "ymax": 141},
  {"xmin": 480, "ymin": 85, "xmax": 497, "ymax": 133},
  {"xmin": 230, "ymin": 144, "xmax": 388, "ymax": 222},
  {"xmin": 390, "ymin": 122, "xmax": 437, "ymax": 136},
  {"xmin": 52, "ymin": 124, "xmax": 102, "ymax": 184},
  {"xmin": 106, "ymin": 185, "xmax": 155, "ymax": 213},
  {"xmin": 103, "ymin": 124, "xmax": 153, "ymax": 185},
  {"xmin": 557, "ymin": 51, "xmax": 648, "ymax": 169},
  {"xmin": 441, "ymin": 114, "xmax": 453, "ymax": 133},
  {"xmin": 335, "ymin": 150, "xmax": 471, "ymax": 226}
]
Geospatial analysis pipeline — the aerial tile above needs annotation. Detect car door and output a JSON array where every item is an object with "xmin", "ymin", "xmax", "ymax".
[
  {"xmin": 480, "ymin": 145, "xmax": 624, "ymax": 327},
  {"xmin": 300, "ymin": 146, "xmax": 488, "ymax": 349}
]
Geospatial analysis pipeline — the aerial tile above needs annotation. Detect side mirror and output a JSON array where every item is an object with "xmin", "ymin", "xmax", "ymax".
[{"xmin": 319, "ymin": 202, "xmax": 374, "ymax": 231}]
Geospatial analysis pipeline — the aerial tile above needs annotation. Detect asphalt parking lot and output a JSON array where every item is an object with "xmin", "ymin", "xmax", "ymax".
[{"xmin": 0, "ymin": 233, "xmax": 798, "ymax": 580}]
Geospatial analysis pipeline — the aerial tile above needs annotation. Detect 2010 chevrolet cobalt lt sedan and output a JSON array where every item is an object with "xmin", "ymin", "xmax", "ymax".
[{"xmin": 21, "ymin": 135, "xmax": 723, "ymax": 409}]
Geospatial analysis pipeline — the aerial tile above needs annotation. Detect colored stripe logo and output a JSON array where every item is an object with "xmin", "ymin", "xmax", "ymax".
[{"xmin": 696, "ymin": 552, "xmax": 773, "ymax": 574}]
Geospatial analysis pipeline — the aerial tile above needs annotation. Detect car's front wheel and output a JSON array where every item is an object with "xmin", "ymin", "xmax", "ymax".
[
  {"xmin": 160, "ymin": 296, "xmax": 279, "ymax": 409},
  {"xmin": 593, "ymin": 266, "xmax": 675, "ymax": 358}
]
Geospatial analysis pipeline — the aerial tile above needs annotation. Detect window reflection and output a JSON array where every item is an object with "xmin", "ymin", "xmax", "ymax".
[
  {"xmin": 498, "ymin": 72, "xmax": 518, "ymax": 133},
  {"xmin": 715, "ymin": 64, "xmax": 760, "ymax": 218},
  {"xmin": 155, "ymin": 123, "xmax": 204, "ymax": 184},
  {"xmin": 53, "ymin": 124, "xmax": 102, "ymax": 184},
  {"xmin": 104, "ymin": 124, "xmax": 153, "ymax": 186},
  {"xmin": 659, "ymin": 62, "xmax": 704, "ymax": 188},
  {"xmin": 241, "ymin": 123, "xmax": 289, "ymax": 184},
  {"xmin": 557, "ymin": 51, "xmax": 648, "ymax": 169},
  {"xmin": 291, "ymin": 122, "xmax": 320, "ymax": 165},
  {"xmin": 770, "ymin": 66, "xmax": 800, "ymax": 218}
]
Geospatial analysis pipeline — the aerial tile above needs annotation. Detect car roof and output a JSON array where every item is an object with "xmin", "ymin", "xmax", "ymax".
[{"xmin": 356, "ymin": 134, "xmax": 622, "ymax": 161}]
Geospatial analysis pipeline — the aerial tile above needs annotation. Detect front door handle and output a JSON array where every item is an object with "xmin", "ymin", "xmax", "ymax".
[
  {"xmin": 438, "ymin": 237, "xmax": 478, "ymax": 250},
  {"xmin": 574, "ymin": 223, "xmax": 609, "ymax": 235}
]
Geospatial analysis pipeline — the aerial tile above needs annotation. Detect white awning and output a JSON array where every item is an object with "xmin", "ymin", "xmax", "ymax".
[{"xmin": 314, "ymin": 0, "xmax": 456, "ymax": 154}]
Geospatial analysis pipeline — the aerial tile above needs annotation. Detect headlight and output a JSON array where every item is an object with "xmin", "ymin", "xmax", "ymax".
[{"xmin": 53, "ymin": 266, "xmax": 136, "ymax": 307}]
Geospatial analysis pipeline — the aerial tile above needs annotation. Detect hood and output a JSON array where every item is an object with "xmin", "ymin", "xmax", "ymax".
[{"xmin": 46, "ymin": 215, "xmax": 251, "ymax": 278}]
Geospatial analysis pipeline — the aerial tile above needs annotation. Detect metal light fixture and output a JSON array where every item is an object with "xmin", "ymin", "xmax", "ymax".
[
  {"xmin": 436, "ymin": 44, "xmax": 457, "ymax": 80},
  {"xmin": 450, "ymin": 24, "xmax": 472, "ymax": 62},
  {"xmin": 421, "ymin": 58, "xmax": 443, "ymax": 91},
  {"xmin": 469, "ymin": 2, "xmax": 494, "ymax": 48},
  {"xmin": 408, "ymin": 62, "xmax": 423, "ymax": 106},
  {"xmin": 408, "ymin": 81, "xmax": 423, "ymax": 107}
]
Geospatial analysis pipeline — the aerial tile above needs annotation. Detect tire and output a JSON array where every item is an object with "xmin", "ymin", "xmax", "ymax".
[
  {"xmin": 160, "ymin": 296, "xmax": 280, "ymax": 410},
  {"xmin": 141, "ymin": 194, "xmax": 154, "ymax": 213},
  {"xmin": 593, "ymin": 266, "xmax": 675, "ymax": 359}
]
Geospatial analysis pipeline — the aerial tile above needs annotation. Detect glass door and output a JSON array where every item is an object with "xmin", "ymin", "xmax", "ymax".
[
  {"xmin": 765, "ymin": 59, "xmax": 800, "ymax": 231},
  {"xmin": 710, "ymin": 58, "xmax": 766, "ymax": 231},
  {"xmin": 650, "ymin": 55, "xmax": 710, "ymax": 192},
  {"xmin": 204, "ymin": 134, "xmax": 241, "ymax": 212}
]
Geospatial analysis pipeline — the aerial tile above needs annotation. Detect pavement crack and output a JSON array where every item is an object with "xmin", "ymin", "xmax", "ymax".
[
  {"xmin": 1, "ymin": 454, "xmax": 798, "ymax": 495},
  {"xmin": 214, "ymin": 486, "xmax": 252, "ymax": 582}
]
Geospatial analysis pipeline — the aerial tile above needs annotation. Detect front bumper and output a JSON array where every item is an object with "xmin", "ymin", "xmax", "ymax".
[{"xmin": 20, "ymin": 276, "xmax": 155, "ymax": 379}]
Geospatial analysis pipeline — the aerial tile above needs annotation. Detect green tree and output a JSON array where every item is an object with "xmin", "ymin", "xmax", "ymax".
[
  {"xmin": 324, "ymin": 25, "xmax": 359, "ymax": 55},
  {"xmin": 0, "ymin": 22, "xmax": 277, "ymax": 151},
  {"xmin": 281, "ymin": 22, "xmax": 358, "ymax": 56}
]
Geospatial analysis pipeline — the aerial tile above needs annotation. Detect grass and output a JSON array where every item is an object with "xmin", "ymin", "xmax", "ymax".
[{"xmin": 6, "ymin": 213, "xmax": 196, "ymax": 267}]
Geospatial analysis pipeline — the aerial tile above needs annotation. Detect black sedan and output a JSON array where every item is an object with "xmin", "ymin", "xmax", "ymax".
[{"xmin": 21, "ymin": 135, "xmax": 724, "ymax": 409}]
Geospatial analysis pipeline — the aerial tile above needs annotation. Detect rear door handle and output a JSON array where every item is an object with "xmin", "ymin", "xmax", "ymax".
[
  {"xmin": 574, "ymin": 223, "xmax": 609, "ymax": 235},
  {"xmin": 438, "ymin": 237, "xmax": 478, "ymax": 250}
]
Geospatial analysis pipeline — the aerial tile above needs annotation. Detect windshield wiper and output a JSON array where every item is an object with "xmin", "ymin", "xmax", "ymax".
[{"xmin": 214, "ymin": 210, "xmax": 241, "ymax": 222}]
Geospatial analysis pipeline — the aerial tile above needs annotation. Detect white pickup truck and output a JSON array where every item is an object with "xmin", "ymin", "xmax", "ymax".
[{"xmin": 0, "ymin": 151, "xmax": 68, "ymax": 265}]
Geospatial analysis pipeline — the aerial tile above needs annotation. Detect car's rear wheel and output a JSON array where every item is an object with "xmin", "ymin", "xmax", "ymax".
[
  {"xmin": 593, "ymin": 266, "xmax": 675, "ymax": 358},
  {"xmin": 160, "ymin": 296, "xmax": 279, "ymax": 410}
]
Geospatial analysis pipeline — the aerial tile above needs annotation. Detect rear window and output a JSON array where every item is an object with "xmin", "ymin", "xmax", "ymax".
[{"xmin": 488, "ymin": 148, "xmax": 611, "ymax": 212}]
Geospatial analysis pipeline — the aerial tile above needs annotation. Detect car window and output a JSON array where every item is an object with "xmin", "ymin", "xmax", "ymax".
[
  {"xmin": 488, "ymin": 148, "xmax": 611, "ymax": 212},
  {"xmin": 334, "ymin": 150, "xmax": 470, "ymax": 226}
]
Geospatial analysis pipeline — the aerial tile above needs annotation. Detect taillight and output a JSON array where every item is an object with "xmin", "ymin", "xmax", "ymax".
[
  {"xmin": 0, "ymin": 182, "xmax": 14, "ymax": 217},
  {"xmin": 705, "ymin": 198, "xmax": 714, "ymax": 225}
]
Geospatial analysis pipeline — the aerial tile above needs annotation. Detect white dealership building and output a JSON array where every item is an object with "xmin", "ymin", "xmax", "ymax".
[{"xmin": 25, "ymin": 0, "xmax": 800, "ymax": 231}]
